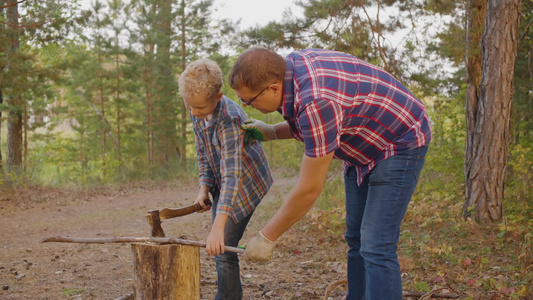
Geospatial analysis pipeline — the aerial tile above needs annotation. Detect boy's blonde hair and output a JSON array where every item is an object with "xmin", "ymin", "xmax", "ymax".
[
  {"xmin": 178, "ymin": 58, "xmax": 223, "ymax": 100},
  {"xmin": 228, "ymin": 46, "xmax": 286, "ymax": 90}
]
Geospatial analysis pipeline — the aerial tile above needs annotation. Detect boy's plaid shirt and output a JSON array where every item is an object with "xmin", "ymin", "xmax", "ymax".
[{"xmin": 192, "ymin": 96, "xmax": 273, "ymax": 223}]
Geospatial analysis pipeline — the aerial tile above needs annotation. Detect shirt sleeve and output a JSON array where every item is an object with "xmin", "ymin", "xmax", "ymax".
[
  {"xmin": 297, "ymin": 99, "xmax": 344, "ymax": 157},
  {"xmin": 193, "ymin": 128, "xmax": 215, "ymax": 188},
  {"xmin": 215, "ymin": 116, "xmax": 243, "ymax": 217}
]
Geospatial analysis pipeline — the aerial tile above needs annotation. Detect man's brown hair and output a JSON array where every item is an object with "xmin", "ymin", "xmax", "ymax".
[{"xmin": 228, "ymin": 46, "xmax": 286, "ymax": 91}]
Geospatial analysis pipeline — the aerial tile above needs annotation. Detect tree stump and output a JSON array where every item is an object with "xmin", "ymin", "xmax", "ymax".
[{"xmin": 131, "ymin": 243, "xmax": 200, "ymax": 300}]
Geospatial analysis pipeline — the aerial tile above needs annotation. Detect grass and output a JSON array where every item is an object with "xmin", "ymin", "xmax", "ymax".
[{"xmin": 61, "ymin": 287, "xmax": 85, "ymax": 297}]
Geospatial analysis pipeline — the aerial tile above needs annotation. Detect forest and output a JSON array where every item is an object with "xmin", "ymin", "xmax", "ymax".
[{"xmin": 1, "ymin": 0, "xmax": 532, "ymax": 299}]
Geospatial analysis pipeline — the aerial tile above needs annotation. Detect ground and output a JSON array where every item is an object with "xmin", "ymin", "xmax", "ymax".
[
  {"xmin": 1, "ymin": 171, "xmax": 531, "ymax": 300},
  {"xmin": 0, "ymin": 172, "xmax": 350, "ymax": 300}
]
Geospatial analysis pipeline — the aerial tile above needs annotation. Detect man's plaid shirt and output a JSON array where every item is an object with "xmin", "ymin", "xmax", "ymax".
[{"xmin": 280, "ymin": 49, "xmax": 432, "ymax": 184}]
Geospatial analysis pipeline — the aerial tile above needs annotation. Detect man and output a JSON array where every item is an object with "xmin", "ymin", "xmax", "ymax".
[{"xmin": 228, "ymin": 46, "xmax": 431, "ymax": 300}]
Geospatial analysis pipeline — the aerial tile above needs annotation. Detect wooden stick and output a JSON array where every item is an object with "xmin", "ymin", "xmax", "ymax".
[
  {"xmin": 402, "ymin": 290, "xmax": 460, "ymax": 299},
  {"xmin": 114, "ymin": 293, "xmax": 133, "ymax": 300},
  {"xmin": 40, "ymin": 236, "xmax": 245, "ymax": 254},
  {"xmin": 323, "ymin": 279, "xmax": 347, "ymax": 300}
]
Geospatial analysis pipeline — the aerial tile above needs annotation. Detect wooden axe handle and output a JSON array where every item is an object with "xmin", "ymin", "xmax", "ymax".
[{"xmin": 159, "ymin": 199, "xmax": 212, "ymax": 219}]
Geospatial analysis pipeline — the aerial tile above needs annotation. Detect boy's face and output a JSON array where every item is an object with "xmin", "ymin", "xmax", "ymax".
[{"xmin": 183, "ymin": 92, "xmax": 222, "ymax": 119}]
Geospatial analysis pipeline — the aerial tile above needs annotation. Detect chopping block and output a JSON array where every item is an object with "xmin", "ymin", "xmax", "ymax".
[{"xmin": 131, "ymin": 243, "xmax": 200, "ymax": 300}]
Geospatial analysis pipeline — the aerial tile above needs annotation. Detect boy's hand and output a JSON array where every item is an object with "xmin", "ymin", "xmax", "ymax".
[
  {"xmin": 206, "ymin": 227, "xmax": 225, "ymax": 256},
  {"xmin": 207, "ymin": 214, "xmax": 228, "ymax": 256},
  {"xmin": 240, "ymin": 119, "xmax": 277, "ymax": 143},
  {"xmin": 243, "ymin": 231, "xmax": 277, "ymax": 262},
  {"xmin": 194, "ymin": 192, "xmax": 211, "ymax": 213}
]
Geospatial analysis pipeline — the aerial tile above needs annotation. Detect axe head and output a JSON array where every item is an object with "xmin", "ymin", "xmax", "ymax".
[
  {"xmin": 147, "ymin": 210, "xmax": 166, "ymax": 237},
  {"xmin": 146, "ymin": 200, "xmax": 212, "ymax": 238}
]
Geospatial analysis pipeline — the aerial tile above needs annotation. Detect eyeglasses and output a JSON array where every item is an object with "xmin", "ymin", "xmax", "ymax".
[{"xmin": 239, "ymin": 85, "xmax": 269, "ymax": 106}]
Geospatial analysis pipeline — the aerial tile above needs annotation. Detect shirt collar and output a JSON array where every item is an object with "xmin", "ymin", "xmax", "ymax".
[{"xmin": 279, "ymin": 58, "xmax": 295, "ymax": 118}]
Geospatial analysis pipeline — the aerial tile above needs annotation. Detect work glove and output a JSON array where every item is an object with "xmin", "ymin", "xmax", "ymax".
[
  {"xmin": 243, "ymin": 231, "xmax": 277, "ymax": 262},
  {"xmin": 240, "ymin": 119, "xmax": 277, "ymax": 143}
]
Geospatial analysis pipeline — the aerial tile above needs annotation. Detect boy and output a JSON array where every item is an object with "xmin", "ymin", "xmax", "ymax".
[{"xmin": 178, "ymin": 58, "xmax": 273, "ymax": 300}]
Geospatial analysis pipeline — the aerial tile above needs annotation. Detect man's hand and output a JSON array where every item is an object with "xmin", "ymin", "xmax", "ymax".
[
  {"xmin": 243, "ymin": 231, "xmax": 277, "ymax": 262},
  {"xmin": 240, "ymin": 119, "xmax": 277, "ymax": 143}
]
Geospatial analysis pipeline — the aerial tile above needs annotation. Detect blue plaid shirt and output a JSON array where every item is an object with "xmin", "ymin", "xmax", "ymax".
[{"xmin": 191, "ymin": 96, "xmax": 273, "ymax": 223}]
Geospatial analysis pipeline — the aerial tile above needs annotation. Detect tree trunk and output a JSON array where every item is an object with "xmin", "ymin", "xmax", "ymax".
[
  {"xmin": 0, "ymin": 89, "xmax": 3, "ymax": 176},
  {"xmin": 23, "ymin": 101, "xmax": 27, "ymax": 171},
  {"xmin": 145, "ymin": 65, "xmax": 154, "ymax": 173},
  {"xmin": 97, "ymin": 48, "xmax": 107, "ymax": 178},
  {"xmin": 131, "ymin": 243, "xmax": 200, "ymax": 300},
  {"xmin": 179, "ymin": 0, "xmax": 188, "ymax": 168},
  {"xmin": 0, "ymin": 0, "xmax": 4, "ymax": 176},
  {"xmin": 463, "ymin": 0, "xmax": 521, "ymax": 222},
  {"xmin": 464, "ymin": 0, "xmax": 487, "ymax": 219},
  {"xmin": 155, "ymin": 0, "xmax": 178, "ymax": 165},
  {"xmin": 6, "ymin": 1, "xmax": 22, "ymax": 174},
  {"xmin": 115, "ymin": 44, "xmax": 122, "ymax": 171}
]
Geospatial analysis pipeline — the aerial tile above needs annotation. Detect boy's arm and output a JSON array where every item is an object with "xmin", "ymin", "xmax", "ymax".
[{"xmin": 206, "ymin": 213, "xmax": 229, "ymax": 255}]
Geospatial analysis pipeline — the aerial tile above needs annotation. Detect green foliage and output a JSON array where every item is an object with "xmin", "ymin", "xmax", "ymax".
[
  {"xmin": 513, "ymin": 0, "xmax": 533, "ymax": 147},
  {"xmin": 241, "ymin": 108, "xmax": 305, "ymax": 175},
  {"xmin": 507, "ymin": 143, "xmax": 533, "ymax": 202},
  {"xmin": 415, "ymin": 281, "xmax": 431, "ymax": 293},
  {"xmin": 0, "ymin": 0, "xmax": 242, "ymax": 186},
  {"xmin": 61, "ymin": 287, "xmax": 84, "ymax": 297},
  {"xmin": 417, "ymin": 94, "xmax": 466, "ymax": 202},
  {"xmin": 239, "ymin": 0, "xmax": 420, "ymax": 74}
]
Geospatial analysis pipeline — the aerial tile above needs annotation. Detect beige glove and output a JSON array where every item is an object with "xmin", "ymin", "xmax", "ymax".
[
  {"xmin": 240, "ymin": 119, "xmax": 278, "ymax": 143},
  {"xmin": 243, "ymin": 231, "xmax": 277, "ymax": 262}
]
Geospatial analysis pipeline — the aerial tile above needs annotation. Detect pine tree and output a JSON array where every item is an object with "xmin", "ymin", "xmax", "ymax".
[
  {"xmin": 4, "ymin": 0, "xmax": 23, "ymax": 175},
  {"xmin": 0, "ymin": 0, "xmax": 82, "ymax": 181},
  {"xmin": 464, "ymin": 0, "xmax": 521, "ymax": 222},
  {"xmin": 0, "ymin": 0, "xmax": 5, "ymax": 176},
  {"xmin": 239, "ymin": 0, "xmax": 422, "ymax": 76}
]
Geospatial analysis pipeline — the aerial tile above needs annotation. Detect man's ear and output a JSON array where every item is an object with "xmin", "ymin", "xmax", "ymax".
[{"xmin": 269, "ymin": 81, "xmax": 283, "ymax": 93}]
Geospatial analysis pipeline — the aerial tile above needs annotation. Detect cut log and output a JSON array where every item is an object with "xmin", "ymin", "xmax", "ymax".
[{"xmin": 131, "ymin": 243, "xmax": 200, "ymax": 300}]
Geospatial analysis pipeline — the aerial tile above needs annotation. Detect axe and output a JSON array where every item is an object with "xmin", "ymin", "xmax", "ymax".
[{"xmin": 147, "ymin": 199, "xmax": 212, "ymax": 237}]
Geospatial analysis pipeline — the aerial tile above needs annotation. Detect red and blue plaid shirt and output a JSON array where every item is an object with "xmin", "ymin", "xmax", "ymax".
[
  {"xmin": 280, "ymin": 49, "xmax": 432, "ymax": 184},
  {"xmin": 192, "ymin": 96, "xmax": 273, "ymax": 223}
]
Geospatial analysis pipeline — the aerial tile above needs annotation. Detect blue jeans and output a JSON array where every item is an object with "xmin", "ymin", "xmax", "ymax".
[
  {"xmin": 344, "ymin": 145, "xmax": 428, "ymax": 300},
  {"xmin": 210, "ymin": 189, "xmax": 253, "ymax": 300}
]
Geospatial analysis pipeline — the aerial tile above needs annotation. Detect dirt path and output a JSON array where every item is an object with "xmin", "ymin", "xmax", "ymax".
[{"xmin": 0, "ymin": 173, "xmax": 348, "ymax": 300}]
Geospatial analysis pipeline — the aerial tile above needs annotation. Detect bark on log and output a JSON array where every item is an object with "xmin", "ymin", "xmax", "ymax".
[{"xmin": 131, "ymin": 243, "xmax": 200, "ymax": 300}]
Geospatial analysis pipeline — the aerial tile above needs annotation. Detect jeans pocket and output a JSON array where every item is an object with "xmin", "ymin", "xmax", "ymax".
[{"xmin": 413, "ymin": 145, "xmax": 429, "ymax": 182}]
